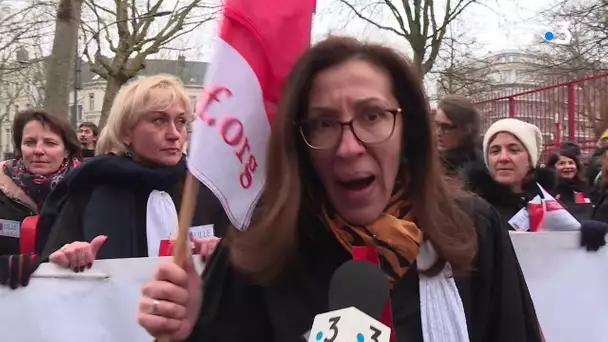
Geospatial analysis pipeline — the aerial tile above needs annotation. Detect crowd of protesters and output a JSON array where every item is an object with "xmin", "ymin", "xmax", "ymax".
[{"xmin": 0, "ymin": 36, "xmax": 606, "ymax": 342}]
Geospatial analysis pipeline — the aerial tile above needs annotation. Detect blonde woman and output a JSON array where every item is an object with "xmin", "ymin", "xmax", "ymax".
[{"xmin": 3, "ymin": 75, "xmax": 225, "ymax": 286}]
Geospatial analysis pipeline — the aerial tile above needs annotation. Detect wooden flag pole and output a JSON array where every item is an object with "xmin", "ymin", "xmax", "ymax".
[
  {"xmin": 156, "ymin": 171, "xmax": 200, "ymax": 342},
  {"xmin": 172, "ymin": 171, "xmax": 200, "ymax": 265}
]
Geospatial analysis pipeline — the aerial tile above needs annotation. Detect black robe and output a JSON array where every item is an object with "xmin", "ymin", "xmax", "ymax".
[
  {"xmin": 185, "ymin": 195, "xmax": 542, "ymax": 342},
  {"xmin": 462, "ymin": 163, "xmax": 558, "ymax": 225},
  {"xmin": 440, "ymin": 145, "xmax": 482, "ymax": 179},
  {"xmin": 35, "ymin": 154, "xmax": 228, "ymax": 260}
]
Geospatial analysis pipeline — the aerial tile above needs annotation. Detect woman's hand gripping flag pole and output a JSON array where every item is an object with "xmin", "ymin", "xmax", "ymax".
[{"xmin": 157, "ymin": 171, "xmax": 200, "ymax": 342}]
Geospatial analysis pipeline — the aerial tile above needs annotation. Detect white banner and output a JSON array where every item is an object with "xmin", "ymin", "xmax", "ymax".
[
  {"xmin": 0, "ymin": 233, "xmax": 606, "ymax": 341},
  {"xmin": 0, "ymin": 257, "xmax": 203, "ymax": 342},
  {"xmin": 510, "ymin": 232, "xmax": 608, "ymax": 342}
]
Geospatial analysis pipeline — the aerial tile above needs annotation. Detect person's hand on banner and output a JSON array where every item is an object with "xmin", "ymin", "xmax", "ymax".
[
  {"xmin": 192, "ymin": 237, "xmax": 220, "ymax": 261},
  {"xmin": 580, "ymin": 220, "xmax": 608, "ymax": 251},
  {"xmin": 49, "ymin": 235, "xmax": 107, "ymax": 272},
  {"xmin": 138, "ymin": 257, "xmax": 202, "ymax": 340},
  {"xmin": 0, "ymin": 253, "xmax": 39, "ymax": 289}
]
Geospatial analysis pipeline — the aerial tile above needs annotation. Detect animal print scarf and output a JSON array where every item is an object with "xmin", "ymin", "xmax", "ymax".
[
  {"xmin": 3, "ymin": 158, "xmax": 80, "ymax": 209},
  {"xmin": 322, "ymin": 186, "xmax": 423, "ymax": 286}
]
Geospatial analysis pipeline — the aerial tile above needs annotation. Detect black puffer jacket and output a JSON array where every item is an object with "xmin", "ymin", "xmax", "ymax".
[
  {"xmin": 586, "ymin": 147, "xmax": 607, "ymax": 188},
  {"xmin": 440, "ymin": 145, "xmax": 483, "ymax": 179},
  {"xmin": 0, "ymin": 162, "xmax": 38, "ymax": 254},
  {"xmin": 553, "ymin": 178, "xmax": 589, "ymax": 208},
  {"xmin": 462, "ymin": 163, "xmax": 558, "ymax": 226}
]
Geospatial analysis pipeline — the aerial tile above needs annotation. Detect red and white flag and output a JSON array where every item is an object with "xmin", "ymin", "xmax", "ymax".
[{"xmin": 188, "ymin": 0, "xmax": 316, "ymax": 229}]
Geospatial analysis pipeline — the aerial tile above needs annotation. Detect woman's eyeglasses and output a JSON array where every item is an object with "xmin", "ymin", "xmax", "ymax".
[
  {"xmin": 433, "ymin": 121, "xmax": 457, "ymax": 133},
  {"xmin": 298, "ymin": 108, "xmax": 401, "ymax": 150}
]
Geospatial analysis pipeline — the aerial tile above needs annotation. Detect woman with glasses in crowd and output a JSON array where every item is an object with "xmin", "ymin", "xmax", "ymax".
[
  {"xmin": 433, "ymin": 95, "xmax": 483, "ymax": 179},
  {"xmin": 137, "ymin": 37, "xmax": 542, "ymax": 342}
]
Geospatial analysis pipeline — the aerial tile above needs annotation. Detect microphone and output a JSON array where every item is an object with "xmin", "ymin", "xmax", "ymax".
[{"xmin": 306, "ymin": 260, "xmax": 392, "ymax": 342}]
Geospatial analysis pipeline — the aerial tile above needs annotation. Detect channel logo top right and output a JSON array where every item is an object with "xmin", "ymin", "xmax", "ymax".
[{"xmin": 543, "ymin": 21, "xmax": 573, "ymax": 45}]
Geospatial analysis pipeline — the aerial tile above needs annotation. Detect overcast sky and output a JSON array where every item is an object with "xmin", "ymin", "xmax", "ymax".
[
  {"xmin": 190, "ymin": 0, "xmax": 561, "ymax": 66},
  {"xmin": 81, "ymin": 0, "xmax": 560, "ymax": 67},
  {"xmin": 313, "ymin": 0, "xmax": 560, "ymax": 54},
  {"xmin": 173, "ymin": 0, "xmax": 562, "ymax": 101}
]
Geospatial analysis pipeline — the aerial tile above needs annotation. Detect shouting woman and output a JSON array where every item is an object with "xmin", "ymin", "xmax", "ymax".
[{"xmin": 138, "ymin": 37, "xmax": 542, "ymax": 342}]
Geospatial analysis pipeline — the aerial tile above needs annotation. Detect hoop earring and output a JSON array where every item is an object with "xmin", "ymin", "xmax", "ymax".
[{"xmin": 125, "ymin": 145, "xmax": 133, "ymax": 158}]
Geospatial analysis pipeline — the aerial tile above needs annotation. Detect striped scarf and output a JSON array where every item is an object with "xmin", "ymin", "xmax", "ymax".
[{"xmin": 322, "ymin": 186, "xmax": 423, "ymax": 286}]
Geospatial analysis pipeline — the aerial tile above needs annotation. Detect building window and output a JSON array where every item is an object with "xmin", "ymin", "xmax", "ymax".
[
  {"xmin": 190, "ymin": 96, "xmax": 197, "ymax": 111},
  {"xmin": 70, "ymin": 104, "xmax": 84, "ymax": 121},
  {"xmin": 5, "ymin": 128, "xmax": 10, "ymax": 152},
  {"xmin": 26, "ymin": 103, "xmax": 31, "ymax": 108},
  {"xmin": 88, "ymin": 93, "xmax": 95, "ymax": 111}
]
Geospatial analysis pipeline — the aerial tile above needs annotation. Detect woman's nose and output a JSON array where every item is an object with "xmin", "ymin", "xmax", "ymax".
[
  {"xmin": 165, "ymin": 122, "xmax": 181, "ymax": 140},
  {"xmin": 33, "ymin": 144, "xmax": 45, "ymax": 155},
  {"xmin": 497, "ymin": 149, "xmax": 510, "ymax": 162},
  {"xmin": 335, "ymin": 126, "xmax": 365, "ymax": 158}
]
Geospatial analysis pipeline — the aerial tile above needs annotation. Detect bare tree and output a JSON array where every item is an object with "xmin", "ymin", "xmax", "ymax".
[
  {"xmin": 431, "ymin": 23, "xmax": 496, "ymax": 99},
  {"xmin": 0, "ymin": 1, "xmax": 52, "ymax": 114},
  {"xmin": 81, "ymin": 0, "xmax": 217, "ymax": 129},
  {"xmin": 552, "ymin": 0, "xmax": 608, "ymax": 70},
  {"xmin": 523, "ymin": 0, "xmax": 608, "ymax": 138},
  {"xmin": 43, "ymin": 0, "xmax": 85, "ymax": 119},
  {"xmin": 337, "ymin": 0, "xmax": 480, "ymax": 77},
  {"xmin": 0, "ymin": 1, "xmax": 51, "ymax": 72},
  {"xmin": 15, "ymin": 43, "xmax": 47, "ymax": 107}
]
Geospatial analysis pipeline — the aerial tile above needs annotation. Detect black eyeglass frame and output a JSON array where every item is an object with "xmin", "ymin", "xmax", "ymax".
[
  {"xmin": 296, "ymin": 108, "xmax": 402, "ymax": 150},
  {"xmin": 433, "ymin": 121, "xmax": 457, "ymax": 133}
]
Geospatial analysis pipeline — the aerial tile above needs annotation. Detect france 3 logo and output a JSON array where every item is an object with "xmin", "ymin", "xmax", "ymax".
[{"xmin": 542, "ymin": 22, "xmax": 572, "ymax": 45}]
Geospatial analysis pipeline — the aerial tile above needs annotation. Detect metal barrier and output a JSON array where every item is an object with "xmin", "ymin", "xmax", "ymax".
[{"xmin": 474, "ymin": 73, "xmax": 608, "ymax": 161}]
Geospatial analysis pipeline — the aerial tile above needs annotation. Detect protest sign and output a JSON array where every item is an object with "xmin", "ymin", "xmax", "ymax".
[
  {"xmin": 0, "ymin": 256, "xmax": 203, "ymax": 342},
  {"xmin": 511, "ymin": 231, "xmax": 608, "ymax": 342},
  {"xmin": 0, "ymin": 233, "xmax": 606, "ymax": 341}
]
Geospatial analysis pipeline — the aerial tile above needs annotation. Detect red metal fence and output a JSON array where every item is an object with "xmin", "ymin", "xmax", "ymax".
[{"xmin": 474, "ymin": 73, "xmax": 608, "ymax": 162}]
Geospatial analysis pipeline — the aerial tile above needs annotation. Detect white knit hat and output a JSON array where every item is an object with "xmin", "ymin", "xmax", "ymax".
[{"xmin": 482, "ymin": 118, "xmax": 543, "ymax": 167}]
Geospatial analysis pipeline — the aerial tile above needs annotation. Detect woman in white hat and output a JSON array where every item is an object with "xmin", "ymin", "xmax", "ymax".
[{"xmin": 463, "ymin": 118, "xmax": 558, "ymax": 225}]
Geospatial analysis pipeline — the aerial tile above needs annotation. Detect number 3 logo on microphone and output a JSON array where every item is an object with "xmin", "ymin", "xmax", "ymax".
[
  {"xmin": 308, "ymin": 307, "xmax": 390, "ymax": 342},
  {"xmin": 312, "ymin": 315, "xmax": 384, "ymax": 342},
  {"xmin": 315, "ymin": 316, "xmax": 340, "ymax": 341}
]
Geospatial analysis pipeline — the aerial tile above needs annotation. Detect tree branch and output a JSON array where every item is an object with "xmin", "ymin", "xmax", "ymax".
[{"xmin": 338, "ymin": 0, "xmax": 407, "ymax": 38}]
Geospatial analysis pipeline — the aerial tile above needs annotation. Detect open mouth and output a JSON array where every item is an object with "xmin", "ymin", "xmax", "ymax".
[{"xmin": 338, "ymin": 175, "xmax": 375, "ymax": 191}]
